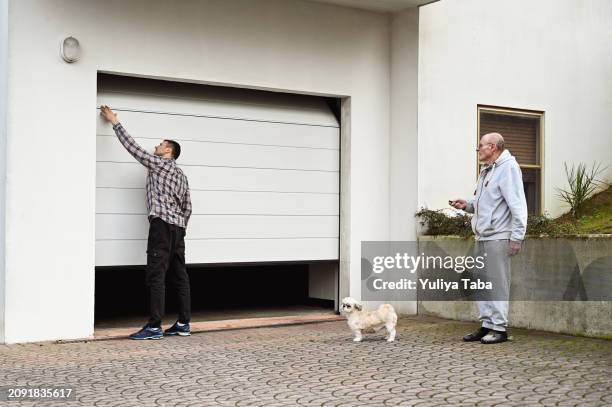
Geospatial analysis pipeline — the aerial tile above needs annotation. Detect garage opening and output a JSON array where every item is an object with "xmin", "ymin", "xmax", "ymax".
[
  {"xmin": 95, "ymin": 74, "xmax": 340, "ymax": 333},
  {"xmin": 95, "ymin": 262, "xmax": 337, "ymax": 330}
]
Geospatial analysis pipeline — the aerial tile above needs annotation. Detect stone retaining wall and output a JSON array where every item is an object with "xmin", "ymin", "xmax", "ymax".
[{"xmin": 417, "ymin": 236, "xmax": 612, "ymax": 338}]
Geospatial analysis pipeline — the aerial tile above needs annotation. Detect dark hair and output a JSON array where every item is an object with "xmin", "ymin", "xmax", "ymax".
[{"xmin": 164, "ymin": 139, "xmax": 181, "ymax": 160}]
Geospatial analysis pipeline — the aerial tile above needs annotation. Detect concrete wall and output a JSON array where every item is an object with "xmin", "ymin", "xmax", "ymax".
[
  {"xmin": 0, "ymin": 0, "xmax": 8, "ymax": 343},
  {"xmin": 420, "ymin": 300, "xmax": 612, "ymax": 339},
  {"xmin": 418, "ymin": 236, "xmax": 612, "ymax": 338},
  {"xmin": 3, "ymin": 0, "xmax": 419, "ymax": 343},
  {"xmin": 418, "ymin": 0, "xmax": 612, "ymax": 217},
  {"xmin": 308, "ymin": 263, "xmax": 337, "ymax": 303}
]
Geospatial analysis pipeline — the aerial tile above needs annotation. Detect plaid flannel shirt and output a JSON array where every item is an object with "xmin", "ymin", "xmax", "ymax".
[{"xmin": 112, "ymin": 122, "xmax": 192, "ymax": 229}]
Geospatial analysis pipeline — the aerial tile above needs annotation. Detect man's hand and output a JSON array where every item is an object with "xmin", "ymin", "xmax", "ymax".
[
  {"xmin": 508, "ymin": 240, "xmax": 522, "ymax": 256},
  {"xmin": 100, "ymin": 105, "xmax": 118, "ymax": 125},
  {"xmin": 449, "ymin": 199, "xmax": 467, "ymax": 210}
]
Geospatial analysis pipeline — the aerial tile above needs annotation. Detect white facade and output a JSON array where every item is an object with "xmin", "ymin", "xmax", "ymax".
[
  {"xmin": 0, "ymin": 0, "xmax": 8, "ymax": 344},
  {"xmin": 0, "ymin": 0, "xmax": 418, "ymax": 343},
  {"xmin": 1, "ymin": 0, "xmax": 610, "ymax": 344},
  {"xmin": 418, "ymin": 0, "xmax": 612, "ymax": 217}
]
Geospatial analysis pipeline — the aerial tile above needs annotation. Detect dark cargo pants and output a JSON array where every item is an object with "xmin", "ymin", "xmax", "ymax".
[{"xmin": 146, "ymin": 217, "xmax": 191, "ymax": 327}]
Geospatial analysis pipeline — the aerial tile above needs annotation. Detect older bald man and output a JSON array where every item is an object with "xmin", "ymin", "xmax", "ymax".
[{"xmin": 450, "ymin": 133, "xmax": 528, "ymax": 344}]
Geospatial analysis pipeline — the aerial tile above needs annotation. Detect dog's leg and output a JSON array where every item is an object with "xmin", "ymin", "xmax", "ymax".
[
  {"xmin": 352, "ymin": 329, "xmax": 363, "ymax": 342},
  {"xmin": 385, "ymin": 323, "xmax": 396, "ymax": 342}
]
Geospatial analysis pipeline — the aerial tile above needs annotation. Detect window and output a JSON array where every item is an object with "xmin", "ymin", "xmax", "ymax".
[{"xmin": 477, "ymin": 106, "xmax": 544, "ymax": 214}]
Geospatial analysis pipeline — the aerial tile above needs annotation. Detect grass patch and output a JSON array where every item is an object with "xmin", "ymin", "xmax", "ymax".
[{"xmin": 556, "ymin": 186, "xmax": 612, "ymax": 234}]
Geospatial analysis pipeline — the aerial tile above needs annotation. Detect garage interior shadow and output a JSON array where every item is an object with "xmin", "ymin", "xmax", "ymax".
[{"xmin": 95, "ymin": 262, "xmax": 337, "ymax": 330}]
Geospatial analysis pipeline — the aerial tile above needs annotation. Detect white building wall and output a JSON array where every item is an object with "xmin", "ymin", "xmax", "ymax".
[
  {"xmin": 0, "ymin": 0, "xmax": 8, "ymax": 343},
  {"xmin": 418, "ymin": 0, "xmax": 612, "ymax": 217},
  {"xmin": 2, "ymin": 0, "xmax": 423, "ymax": 343},
  {"xmin": 388, "ymin": 7, "xmax": 419, "ymax": 315}
]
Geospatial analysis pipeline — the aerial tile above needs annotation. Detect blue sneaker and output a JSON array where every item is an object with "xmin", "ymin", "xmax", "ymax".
[
  {"xmin": 164, "ymin": 321, "xmax": 191, "ymax": 336},
  {"xmin": 129, "ymin": 325, "xmax": 163, "ymax": 340}
]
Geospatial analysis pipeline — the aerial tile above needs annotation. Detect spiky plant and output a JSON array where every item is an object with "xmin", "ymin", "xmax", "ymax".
[{"xmin": 556, "ymin": 162, "xmax": 607, "ymax": 219}]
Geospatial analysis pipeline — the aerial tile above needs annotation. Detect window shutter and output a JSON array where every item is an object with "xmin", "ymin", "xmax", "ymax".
[{"xmin": 480, "ymin": 113, "xmax": 539, "ymax": 165}]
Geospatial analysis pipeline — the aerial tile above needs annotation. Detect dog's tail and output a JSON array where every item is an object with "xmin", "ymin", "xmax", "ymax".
[{"xmin": 379, "ymin": 304, "xmax": 398, "ymax": 323}]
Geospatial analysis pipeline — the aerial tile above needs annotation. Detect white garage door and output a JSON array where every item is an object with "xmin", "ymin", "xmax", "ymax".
[{"xmin": 96, "ymin": 76, "xmax": 339, "ymax": 266}]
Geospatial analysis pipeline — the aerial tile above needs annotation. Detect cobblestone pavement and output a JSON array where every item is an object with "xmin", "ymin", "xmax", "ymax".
[{"xmin": 0, "ymin": 316, "xmax": 611, "ymax": 406}]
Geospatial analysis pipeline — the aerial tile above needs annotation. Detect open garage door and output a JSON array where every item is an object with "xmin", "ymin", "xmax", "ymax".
[{"xmin": 95, "ymin": 75, "xmax": 340, "ymax": 266}]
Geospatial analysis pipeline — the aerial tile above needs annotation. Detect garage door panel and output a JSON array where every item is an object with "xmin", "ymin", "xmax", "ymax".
[
  {"xmin": 96, "ymin": 77, "xmax": 339, "ymax": 265},
  {"xmin": 96, "ymin": 214, "xmax": 339, "ymax": 240},
  {"xmin": 96, "ymin": 238, "xmax": 339, "ymax": 266},
  {"xmin": 96, "ymin": 135, "xmax": 339, "ymax": 171},
  {"xmin": 96, "ymin": 163, "xmax": 147, "ymax": 188},
  {"xmin": 96, "ymin": 162, "xmax": 339, "ymax": 193},
  {"xmin": 96, "ymin": 110, "xmax": 339, "ymax": 149},
  {"xmin": 96, "ymin": 188, "xmax": 339, "ymax": 216},
  {"xmin": 97, "ymin": 91, "xmax": 338, "ymax": 127}
]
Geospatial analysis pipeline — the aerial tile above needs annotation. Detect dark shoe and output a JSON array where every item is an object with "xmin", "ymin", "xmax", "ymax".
[
  {"xmin": 164, "ymin": 321, "xmax": 191, "ymax": 337},
  {"xmin": 129, "ymin": 325, "xmax": 163, "ymax": 340},
  {"xmin": 463, "ymin": 327, "xmax": 490, "ymax": 342},
  {"xmin": 480, "ymin": 330, "xmax": 508, "ymax": 344}
]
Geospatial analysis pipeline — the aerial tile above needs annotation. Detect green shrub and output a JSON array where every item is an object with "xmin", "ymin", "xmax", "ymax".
[
  {"xmin": 415, "ymin": 208, "xmax": 578, "ymax": 238},
  {"xmin": 526, "ymin": 213, "xmax": 577, "ymax": 237},
  {"xmin": 415, "ymin": 208, "xmax": 473, "ymax": 237}
]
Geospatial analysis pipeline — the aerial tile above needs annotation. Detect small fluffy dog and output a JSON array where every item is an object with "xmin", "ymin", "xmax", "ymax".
[{"xmin": 341, "ymin": 297, "xmax": 397, "ymax": 342}]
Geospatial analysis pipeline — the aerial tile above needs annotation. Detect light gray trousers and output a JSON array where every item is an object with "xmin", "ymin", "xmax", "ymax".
[{"xmin": 473, "ymin": 239, "xmax": 511, "ymax": 332}]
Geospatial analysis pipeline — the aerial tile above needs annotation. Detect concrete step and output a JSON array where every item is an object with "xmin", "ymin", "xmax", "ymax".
[{"xmin": 90, "ymin": 313, "xmax": 344, "ymax": 341}]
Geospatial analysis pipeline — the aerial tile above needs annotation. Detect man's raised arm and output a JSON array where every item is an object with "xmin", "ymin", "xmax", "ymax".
[{"xmin": 100, "ymin": 105, "xmax": 161, "ymax": 169}]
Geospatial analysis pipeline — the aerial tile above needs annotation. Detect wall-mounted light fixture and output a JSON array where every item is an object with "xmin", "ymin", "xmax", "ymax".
[{"xmin": 60, "ymin": 36, "xmax": 81, "ymax": 63}]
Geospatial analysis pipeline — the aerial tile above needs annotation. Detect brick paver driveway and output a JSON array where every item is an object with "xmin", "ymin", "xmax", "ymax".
[{"xmin": 0, "ymin": 316, "xmax": 610, "ymax": 406}]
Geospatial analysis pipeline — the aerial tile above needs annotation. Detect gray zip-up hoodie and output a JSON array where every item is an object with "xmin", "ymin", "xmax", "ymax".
[{"xmin": 465, "ymin": 149, "xmax": 528, "ymax": 241}]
